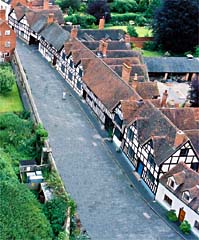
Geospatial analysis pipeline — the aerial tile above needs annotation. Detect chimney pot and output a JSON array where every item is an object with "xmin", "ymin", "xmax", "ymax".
[
  {"xmin": 161, "ymin": 90, "xmax": 168, "ymax": 108},
  {"xmin": 122, "ymin": 61, "xmax": 132, "ymax": 84},
  {"xmin": 48, "ymin": 13, "xmax": 54, "ymax": 24},
  {"xmin": 174, "ymin": 130, "xmax": 186, "ymax": 148},
  {"xmin": 43, "ymin": 0, "xmax": 49, "ymax": 10},
  {"xmin": 70, "ymin": 26, "xmax": 78, "ymax": 39},
  {"xmin": 99, "ymin": 16, "xmax": 105, "ymax": 30}
]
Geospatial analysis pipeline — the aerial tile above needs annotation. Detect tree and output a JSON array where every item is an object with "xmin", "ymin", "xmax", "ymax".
[
  {"xmin": 188, "ymin": 74, "xmax": 199, "ymax": 107},
  {"xmin": 152, "ymin": 0, "xmax": 199, "ymax": 54},
  {"xmin": 0, "ymin": 64, "xmax": 15, "ymax": 94},
  {"xmin": 87, "ymin": 0, "xmax": 111, "ymax": 23},
  {"xmin": 55, "ymin": 0, "xmax": 80, "ymax": 11}
]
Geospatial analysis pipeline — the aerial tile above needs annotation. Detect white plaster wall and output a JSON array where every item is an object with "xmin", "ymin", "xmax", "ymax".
[{"xmin": 156, "ymin": 183, "xmax": 199, "ymax": 237}]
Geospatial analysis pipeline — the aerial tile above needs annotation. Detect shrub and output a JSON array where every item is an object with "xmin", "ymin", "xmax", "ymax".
[
  {"xmin": 0, "ymin": 63, "xmax": 15, "ymax": 94},
  {"xmin": 110, "ymin": 13, "xmax": 145, "ymax": 25},
  {"xmin": 127, "ymin": 25, "xmax": 138, "ymax": 37},
  {"xmin": 179, "ymin": 220, "xmax": 191, "ymax": 234},
  {"xmin": 143, "ymin": 41, "xmax": 157, "ymax": 51},
  {"xmin": 134, "ymin": 15, "xmax": 147, "ymax": 26},
  {"xmin": 110, "ymin": 0, "xmax": 138, "ymax": 13},
  {"xmin": 65, "ymin": 14, "xmax": 96, "ymax": 27},
  {"xmin": 43, "ymin": 197, "xmax": 68, "ymax": 237},
  {"xmin": 194, "ymin": 45, "xmax": 199, "ymax": 57},
  {"xmin": 166, "ymin": 210, "xmax": 178, "ymax": 222}
]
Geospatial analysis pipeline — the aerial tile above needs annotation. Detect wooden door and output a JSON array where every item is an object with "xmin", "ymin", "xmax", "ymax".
[{"xmin": 178, "ymin": 208, "xmax": 186, "ymax": 222}]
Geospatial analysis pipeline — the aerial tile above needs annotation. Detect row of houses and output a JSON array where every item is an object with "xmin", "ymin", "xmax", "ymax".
[{"xmin": 5, "ymin": 1, "xmax": 199, "ymax": 236}]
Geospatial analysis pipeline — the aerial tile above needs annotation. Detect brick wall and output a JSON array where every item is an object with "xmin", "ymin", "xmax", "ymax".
[
  {"xmin": 130, "ymin": 37, "xmax": 154, "ymax": 48},
  {"xmin": 0, "ymin": 21, "xmax": 16, "ymax": 61}
]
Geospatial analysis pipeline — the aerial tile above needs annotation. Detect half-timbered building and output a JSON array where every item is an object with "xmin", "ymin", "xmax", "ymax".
[
  {"xmin": 112, "ymin": 100, "xmax": 199, "ymax": 194},
  {"xmin": 8, "ymin": 1, "xmax": 64, "ymax": 44},
  {"xmin": 156, "ymin": 162, "xmax": 199, "ymax": 237}
]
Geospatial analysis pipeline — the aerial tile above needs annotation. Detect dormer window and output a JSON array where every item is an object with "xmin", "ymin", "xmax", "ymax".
[
  {"xmin": 168, "ymin": 178, "xmax": 175, "ymax": 188},
  {"xmin": 182, "ymin": 191, "xmax": 190, "ymax": 203}
]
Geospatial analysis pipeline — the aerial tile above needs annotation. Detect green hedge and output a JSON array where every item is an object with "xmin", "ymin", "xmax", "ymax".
[
  {"xmin": 110, "ymin": 13, "xmax": 148, "ymax": 25},
  {"xmin": 65, "ymin": 14, "xmax": 96, "ymax": 28}
]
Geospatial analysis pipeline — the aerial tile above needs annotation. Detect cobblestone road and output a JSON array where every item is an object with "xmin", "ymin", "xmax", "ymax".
[{"xmin": 16, "ymin": 39, "xmax": 182, "ymax": 240}]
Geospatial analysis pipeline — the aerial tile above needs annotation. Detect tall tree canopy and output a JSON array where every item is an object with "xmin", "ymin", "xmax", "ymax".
[
  {"xmin": 152, "ymin": 0, "xmax": 199, "ymax": 54},
  {"xmin": 87, "ymin": 0, "xmax": 111, "ymax": 23}
]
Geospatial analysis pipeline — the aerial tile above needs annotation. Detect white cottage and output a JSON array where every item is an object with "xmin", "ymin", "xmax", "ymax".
[{"xmin": 156, "ymin": 162, "xmax": 199, "ymax": 238}]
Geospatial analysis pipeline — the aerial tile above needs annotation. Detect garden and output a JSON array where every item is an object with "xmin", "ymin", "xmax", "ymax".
[{"xmin": 0, "ymin": 63, "xmax": 89, "ymax": 240}]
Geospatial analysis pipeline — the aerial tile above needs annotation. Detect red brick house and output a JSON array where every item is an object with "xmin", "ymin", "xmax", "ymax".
[{"xmin": 0, "ymin": 9, "xmax": 16, "ymax": 62}]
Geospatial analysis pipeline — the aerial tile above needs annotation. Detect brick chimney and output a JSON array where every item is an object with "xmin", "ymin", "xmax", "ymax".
[
  {"xmin": 99, "ymin": 16, "xmax": 105, "ymax": 30},
  {"xmin": 161, "ymin": 90, "xmax": 168, "ymax": 108},
  {"xmin": 0, "ymin": 9, "xmax": 6, "ymax": 21},
  {"xmin": 70, "ymin": 26, "xmax": 78, "ymax": 39},
  {"xmin": 43, "ymin": 0, "xmax": 49, "ymax": 10},
  {"xmin": 132, "ymin": 73, "xmax": 138, "ymax": 89},
  {"xmin": 47, "ymin": 13, "xmax": 54, "ymax": 24},
  {"xmin": 125, "ymin": 34, "xmax": 131, "ymax": 43},
  {"xmin": 27, "ymin": 0, "xmax": 32, "ymax": 8},
  {"xmin": 174, "ymin": 130, "xmax": 186, "ymax": 148},
  {"xmin": 122, "ymin": 61, "xmax": 132, "ymax": 83},
  {"xmin": 99, "ymin": 39, "xmax": 108, "ymax": 57}
]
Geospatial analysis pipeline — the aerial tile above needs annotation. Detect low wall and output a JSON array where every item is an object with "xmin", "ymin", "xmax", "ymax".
[{"xmin": 130, "ymin": 37, "xmax": 154, "ymax": 48}]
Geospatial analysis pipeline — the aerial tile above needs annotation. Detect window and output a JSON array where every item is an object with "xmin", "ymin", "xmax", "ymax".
[
  {"xmin": 114, "ymin": 113, "xmax": 123, "ymax": 128},
  {"xmin": 127, "ymin": 128, "xmax": 134, "ymax": 141},
  {"xmin": 191, "ymin": 162, "xmax": 199, "ymax": 172},
  {"xmin": 128, "ymin": 147, "xmax": 135, "ymax": 159},
  {"xmin": 167, "ymin": 178, "xmax": 175, "ymax": 189},
  {"xmin": 77, "ymin": 80, "xmax": 81, "ymax": 90},
  {"xmin": 5, "ymin": 30, "xmax": 10, "ymax": 35},
  {"xmin": 5, "ymin": 41, "xmax": 10, "ymax": 48},
  {"xmin": 148, "ymin": 153, "xmax": 155, "ymax": 168},
  {"xmin": 146, "ymin": 170, "xmax": 155, "ymax": 183},
  {"xmin": 114, "ymin": 128, "xmax": 122, "ymax": 141},
  {"xmin": 69, "ymin": 59, "xmax": 73, "ymax": 68},
  {"xmin": 61, "ymin": 64, "xmax": 65, "ymax": 72},
  {"xmin": 164, "ymin": 195, "xmax": 172, "ymax": 206},
  {"xmin": 68, "ymin": 72, "xmax": 73, "ymax": 81},
  {"xmin": 79, "ymin": 68, "xmax": 83, "ymax": 78},
  {"xmin": 182, "ymin": 191, "xmax": 190, "ymax": 202},
  {"xmin": 62, "ymin": 53, "xmax": 66, "ymax": 60},
  {"xmin": 194, "ymin": 220, "xmax": 199, "ymax": 230},
  {"xmin": 180, "ymin": 148, "xmax": 189, "ymax": 157}
]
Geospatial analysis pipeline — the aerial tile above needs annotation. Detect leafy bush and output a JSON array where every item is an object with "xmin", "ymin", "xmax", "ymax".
[
  {"xmin": 127, "ymin": 25, "xmax": 138, "ymax": 37},
  {"xmin": 179, "ymin": 220, "xmax": 191, "ymax": 234},
  {"xmin": 110, "ymin": 13, "xmax": 144, "ymax": 24},
  {"xmin": 166, "ymin": 210, "xmax": 178, "ymax": 222},
  {"xmin": 110, "ymin": 0, "xmax": 138, "ymax": 13},
  {"xmin": 0, "ymin": 180, "xmax": 53, "ymax": 239},
  {"xmin": 43, "ymin": 197, "xmax": 68, "ymax": 237},
  {"xmin": 194, "ymin": 45, "xmax": 199, "ymax": 57},
  {"xmin": 65, "ymin": 14, "xmax": 96, "ymax": 27},
  {"xmin": 134, "ymin": 15, "xmax": 147, "ymax": 26},
  {"xmin": 143, "ymin": 41, "xmax": 157, "ymax": 51},
  {"xmin": 0, "ymin": 63, "xmax": 15, "ymax": 94}
]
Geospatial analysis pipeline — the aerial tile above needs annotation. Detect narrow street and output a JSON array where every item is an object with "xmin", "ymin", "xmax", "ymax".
[{"xmin": 16, "ymin": 39, "xmax": 182, "ymax": 240}]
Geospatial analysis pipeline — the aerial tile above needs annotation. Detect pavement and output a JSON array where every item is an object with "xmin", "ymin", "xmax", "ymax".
[{"xmin": 16, "ymin": 39, "xmax": 197, "ymax": 240}]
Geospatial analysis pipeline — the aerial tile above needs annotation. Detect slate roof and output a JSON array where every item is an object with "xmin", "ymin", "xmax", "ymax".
[
  {"xmin": 13, "ymin": 3, "xmax": 64, "ymax": 25},
  {"xmin": 78, "ymin": 29, "xmax": 125, "ymax": 41},
  {"xmin": 82, "ymin": 58, "xmax": 141, "ymax": 111},
  {"xmin": 40, "ymin": 23, "xmax": 70, "ymax": 50},
  {"xmin": 160, "ymin": 162, "xmax": 199, "ymax": 213},
  {"xmin": 144, "ymin": 57, "xmax": 199, "ymax": 73},
  {"xmin": 31, "ymin": 14, "xmax": 47, "ymax": 32},
  {"xmin": 93, "ymin": 50, "xmax": 142, "ymax": 59},
  {"xmin": 82, "ymin": 41, "xmax": 128, "ymax": 51}
]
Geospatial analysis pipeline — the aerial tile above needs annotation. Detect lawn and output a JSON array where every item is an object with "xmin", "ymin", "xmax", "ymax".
[
  {"xmin": 0, "ymin": 82, "xmax": 23, "ymax": 113},
  {"xmin": 104, "ymin": 25, "xmax": 153, "ymax": 37},
  {"xmin": 142, "ymin": 50, "xmax": 164, "ymax": 57}
]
